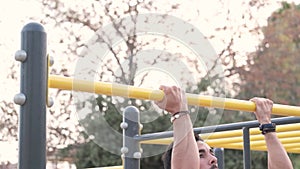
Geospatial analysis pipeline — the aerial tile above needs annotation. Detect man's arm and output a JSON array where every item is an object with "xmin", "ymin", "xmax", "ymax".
[
  {"xmin": 264, "ymin": 132, "xmax": 293, "ymax": 169},
  {"xmin": 171, "ymin": 114, "xmax": 200, "ymax": 169},
  {"xmin": 251, "ymin": 98, "xmax": 293, "ymax": 169},
  {"xmin": 156, "ymin": 86, "xmax": 199, "ymax": 169}
]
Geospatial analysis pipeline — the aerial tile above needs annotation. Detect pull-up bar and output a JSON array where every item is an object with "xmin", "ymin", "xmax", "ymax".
[
  {"xmin": 49, "ymin": 75, "xmax": 300, "ymax": 116},
  {"xmin": 17, "ymin": 22, "xmax": 300, "ymax": 169}
]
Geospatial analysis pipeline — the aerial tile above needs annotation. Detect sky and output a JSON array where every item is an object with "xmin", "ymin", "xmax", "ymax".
[
  {"xmin": 1, "ymin": 0, "xmax": 300, "ymax": 166},
  {"xmin": 0, "ymin": 0, "xmax": 42, "ymax": 163}
]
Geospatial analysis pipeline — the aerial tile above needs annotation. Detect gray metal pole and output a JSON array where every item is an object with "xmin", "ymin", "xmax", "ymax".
[
  {"xmin": 243, "ymin": 127, "xmax": 251, "ymax": 169},
  {"xmin": 122, "ymin": 106, "xmax": 141, "ymax": 169},
  {"xmin": 16, "ymin": 22, "xmax": 47, "ymax": 169},
  {"xmin": 136, "ymin": 116, "xmax": 300, "ymax": 141},
  {"xmin": 214, "ymin": 148, "xmax": 224, "ymax": 169}
]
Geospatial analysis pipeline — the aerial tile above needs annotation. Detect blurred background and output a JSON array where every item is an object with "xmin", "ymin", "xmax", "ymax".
[{"xmin": 1, "ymin": 0, "xmax": 300, "ymax": 168}]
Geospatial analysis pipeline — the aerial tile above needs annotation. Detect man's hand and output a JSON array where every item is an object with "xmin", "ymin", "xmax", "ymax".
[
  {"xmin": 155, "ymin": 85, "xmax": 188, "ymax": 114},
  {"xmin": 250, "ymin": 98, "xmax": 294, "ymax": 169},
  {"xmin": 250, "ymin": 97, "xmax": 273, "ymax": 124}
]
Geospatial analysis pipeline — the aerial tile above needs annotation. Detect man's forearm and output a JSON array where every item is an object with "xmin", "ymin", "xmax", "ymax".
[
  {"xmin": 172, "ymin": 114, "xmax": 199, "ymax": 169},
  {"xmin": 265, "ymin": 132, "xmax": 293, "ymax": 169}
]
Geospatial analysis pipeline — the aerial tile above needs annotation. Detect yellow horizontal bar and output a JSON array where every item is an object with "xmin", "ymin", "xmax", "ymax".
[
  {"xmin": 211, "ymin": 144, "xmax": 300, "ymax": 154},
  {"xmin": 251, "ymin": 137, "xmax": 300, "ymax": 147},
  {"xmin": 86, "ymin": 166, "xmax": 122, "ymax": 169},
  {"xmin": 141, "ymin": 138, "xmax": 172, "ymax": 145},
  {"xmin": 141, "ymin": 123, "xmax": 300, "ymax": 145},
  {"xmin": 201, "ymin": 123, "xmax": 300, "ymax": 139},
  {"xmin": 140, "ymin": 125, "xmax": 300, "ymax": 154},
  {"xmin": 141, "ymin": 131, "xmax": 300, "ymax": 147},
  {"xmin": 256, "ymin": 143, "xmax": 300, "ymax": 149},
  {"xmin": 215, "ymin": 137, "xmax": 300, "ymax": 149},
  {"xmin": 49, "ymin": 75, "xmax": 163, "ymax": 101},
  {"xmin": 208, "ymin": 143, "xmax": 300, "ymax": 154},
  {"xmin": 286, "ymin": 149, "xmax": 300, "ymax": 154},
  {"xmin": 205, "ymin": 130, "xmax": 300, "ymax": 145},
  {"xmin": 150, "ymin": 139, "xmax": 299, "ymax": 153},
  {"xmin": 206, "ymin": 141, "xmax": 300, "ymax": 150},
  {"xmin": 49, "ymin": 75, "xmax": 300, "ymax": 116},
  {"xmin": 200, "ymin": 129, "xmax": 255, "ymax": 140}
]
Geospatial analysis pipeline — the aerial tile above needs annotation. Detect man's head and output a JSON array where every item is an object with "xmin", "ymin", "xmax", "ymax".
[
  {"xmin": 162, "ymin": 134, "xmax": 218, "ymax": 169},
  {"xmin": 197, "ymin": 140, "xmax": 218, "ymax": 169}
]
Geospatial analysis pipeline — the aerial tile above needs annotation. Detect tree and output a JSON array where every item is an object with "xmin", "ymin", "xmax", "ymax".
[
  {"xmin": 236, "ymin": 2, "xmax": 300, "ymax": 168},
  {"xmin": 40, "ymin": 0, "xmax": 229, "ymax": 167},
  {"xmin": 237, "ymin": 2, "xmax": 300, "ymax": 105},
  {"xmin": 41, "ymin": 0, "xmax": 286, "ymax": 168},
  {"xmin": 0, "ymin": 0, "xmax": 286, "ymax": 168}
]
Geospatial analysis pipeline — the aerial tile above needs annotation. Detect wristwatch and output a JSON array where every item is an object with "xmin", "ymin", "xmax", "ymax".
[
  {"xmin": 259, "ymin": 123, "xmax": 276, "ymax": 135},
  {"xmin": 170, "ymin": 111, "xmax": 189, "ymax": 123}
]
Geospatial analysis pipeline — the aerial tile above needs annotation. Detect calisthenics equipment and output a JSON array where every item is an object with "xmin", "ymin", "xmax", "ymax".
[
  {"xmin": 140, "ymin": 122, "xmax": 300, "ymax": 153},
  {"xmin": 140, "ymin": 128, "xmax": 300, "ymax": 146},
  {"xmin": 200, "ymin": 123, "xmax": 300, "ymax": 139},
  {"xmin": 136, "ymin": 117, "xmax": 300, "ymax": 152},
  {"xmin": 15, "ymin": 22, "xmax": 300, "ymax": 169},
  {"xmin": 49, "ymin": 75, "xmax": 300, "ymax": 117}
]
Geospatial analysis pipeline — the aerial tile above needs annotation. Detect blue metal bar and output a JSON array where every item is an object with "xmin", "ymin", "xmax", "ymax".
[
  {"xmin": 123, "ymin": 106, "xmax": 141, "ymax": 169},
  {"xmin": 243, "ymin": 127, "xmax": 251, "ymax": 169},
  {"xmin": 214, "ymin": 148, "xmax": 224, "ymax": 169},
  {"xmin": 135, "ymin": 117, "xmax": 300, "ymax": 141},
  {"xmin": 18, "ymin": 22, "xmax": 47, "ymax": 169}
]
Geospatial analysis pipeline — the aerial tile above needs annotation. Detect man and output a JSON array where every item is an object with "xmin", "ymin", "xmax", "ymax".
[{"xmin": 155, "ymin": 85, "xmax": 293, "ymax": 169}]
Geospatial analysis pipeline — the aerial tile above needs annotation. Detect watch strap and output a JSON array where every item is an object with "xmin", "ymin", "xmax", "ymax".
[{"xmin": 259, "ymin": 123, "xmax": 276, "ymax": 135}]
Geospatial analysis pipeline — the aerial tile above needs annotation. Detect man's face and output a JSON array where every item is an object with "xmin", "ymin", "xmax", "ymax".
[{"xmin": 197, "ymin": 141, "xmax": 218, "ymax": 169}]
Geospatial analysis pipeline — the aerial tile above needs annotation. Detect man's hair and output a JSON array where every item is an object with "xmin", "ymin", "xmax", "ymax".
[{"xmin": 161, "ymin": 134, "xmax": 203, "ymax": 169}]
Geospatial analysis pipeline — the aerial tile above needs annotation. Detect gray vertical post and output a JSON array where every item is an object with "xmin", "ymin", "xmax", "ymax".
[
  {"xmin": 214, "ymin": 148, "xmax": 224, "ymax": 169},
  {"xmin": 243, "ymin": 127, "xmax": 251, "ymax": 169},
  {"xmin": 122, "ymin": 106, "xmax": 141, "ymax": 169},
  {"xmin": 18, "ymin": 23, "xmax": 47, "ymax": 169}
]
